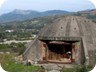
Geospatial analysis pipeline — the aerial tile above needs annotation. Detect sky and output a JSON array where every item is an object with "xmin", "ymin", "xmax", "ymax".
[{"xmin": 0, "ymin": 0, "xmax": 95, "ymax": 15}]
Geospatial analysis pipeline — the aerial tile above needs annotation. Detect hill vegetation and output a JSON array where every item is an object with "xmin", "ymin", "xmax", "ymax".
[
  {"xmin": 74, "ymin": 9, "xmax": 96, "ymax": 22},
  {"xmin": 0, "ymin": 15, "xmax": 58, "ymax": 41}
]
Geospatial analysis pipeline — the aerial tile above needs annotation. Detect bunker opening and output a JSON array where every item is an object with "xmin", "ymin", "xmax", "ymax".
[
  {"xmin": 47, "ymin": 41, "xmax": 72, "ymax": 63},
  {"xmin": 40, "ymin": 38, "xmax": 81, "ymax": 64}
]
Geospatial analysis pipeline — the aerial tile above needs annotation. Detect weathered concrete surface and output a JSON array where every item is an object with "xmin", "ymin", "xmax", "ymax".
[
  {"xmin": 39, "ymin": 63, "xmax": 76, "ymax": 71},
  {"xmin": 23, "ymin": 15, "xmax": 96, "ymax": 67},
  {"xmin": 42, "ymin": 64, "xmax": 62, "ymax": 71},
  {"xmin": 48, "ymin": 70, "xmax": 60, "ymax": 72}
]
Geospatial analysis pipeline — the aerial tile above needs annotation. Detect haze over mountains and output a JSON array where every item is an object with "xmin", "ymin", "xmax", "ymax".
[
  {"xmin": 0, "ymin": 9, "xmax": 96, "ymax": 23},
  {"xmin": 0, "ymin": 9, "xmax": 70, "ymax": 23}
]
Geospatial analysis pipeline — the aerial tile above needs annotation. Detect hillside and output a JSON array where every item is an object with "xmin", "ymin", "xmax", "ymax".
[
  {"xmin": 0, "ymin": 15, "xmax": 59, "ymax": 40},
  {"xmin": 74, "ymin": 9, "xmax": 96, "ymax": 21},
  {"xmin": 0, "ymin": 9, "xmax": 70, "ymax": 23}
]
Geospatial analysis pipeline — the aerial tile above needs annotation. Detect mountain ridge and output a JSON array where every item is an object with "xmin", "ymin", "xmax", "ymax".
[{"xmin": 0, "ymin": 9, "xmax": 70, "ymax": 23}]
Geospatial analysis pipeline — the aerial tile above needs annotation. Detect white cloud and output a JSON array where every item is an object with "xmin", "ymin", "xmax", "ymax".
[
  {"xmin": 0, "ymin": 0, "xmax": 7, "ymax": 8},
  {"xmin": 89, "ymin": 0, "xmax": 96, "ymax": 8}
]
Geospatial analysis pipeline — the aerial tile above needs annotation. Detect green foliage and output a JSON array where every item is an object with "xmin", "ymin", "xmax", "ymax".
[
  {"xmin": 0, "ymin": 54, "xmax": 41, "ymax": 72},
  {"xmin": 0, "ymin": 44, "xmax": 11, "ymax": 50},
  {"xmin": 0, "ymin": 16, "xmax": 57, "ymax": 41},
  {"xmin": 0, "ymin": 43, "xmax": 26, "ymax": 54}
]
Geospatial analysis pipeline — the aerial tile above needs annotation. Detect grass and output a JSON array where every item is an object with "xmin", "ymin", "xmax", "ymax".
[
  {"xmin": 0, "ymin": 54, "xmax": 41, "ymax": 72},
  {"xmin": 0, "ymin": 43, "xmax": 26, "ymax": 55}
]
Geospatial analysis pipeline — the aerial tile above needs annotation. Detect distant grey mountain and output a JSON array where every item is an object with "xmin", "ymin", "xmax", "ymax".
[{"xmin": 0, "ymin": 9, "xmax": 70, "ymax": 23}]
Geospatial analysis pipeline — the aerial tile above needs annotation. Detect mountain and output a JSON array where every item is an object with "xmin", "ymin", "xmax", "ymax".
[
  {"xmin": 0, "ymin": 9, "xmax": 70, "ymax": 23},
  {"xmin": 42, "ymin": 10, "xmax": 69, "ymax": 15},
  {"xmin": 74, "ymin": 9, "xmax": 96, "ymax": 20},
  {"xmin": 78, "ymin": 9, "xmax": 96, "ymax": 15}
]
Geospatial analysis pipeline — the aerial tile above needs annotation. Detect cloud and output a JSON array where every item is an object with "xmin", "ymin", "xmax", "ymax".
[
  {"xmin": 89, "ymin": 0, "xmax": 96, "ymax": 7},
  {"xmin": 0, "ymin": 0, "xmax": 7, "ymax": 8}
]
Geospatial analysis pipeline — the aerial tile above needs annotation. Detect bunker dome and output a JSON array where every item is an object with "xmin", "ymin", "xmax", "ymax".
[{"xmin": 23, "ymin": 15, "xmax": 96, "ymax": 66}]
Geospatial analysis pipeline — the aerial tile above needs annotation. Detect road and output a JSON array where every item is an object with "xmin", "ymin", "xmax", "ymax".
[{"xmin": 0, "ymin": 40, "xmax": 32, "ymax": 44}]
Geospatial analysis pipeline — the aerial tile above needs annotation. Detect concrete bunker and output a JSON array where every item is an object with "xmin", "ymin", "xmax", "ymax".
[{"xmin": 23, "ymin": 15, "xmax": 96, "ymax": 66}]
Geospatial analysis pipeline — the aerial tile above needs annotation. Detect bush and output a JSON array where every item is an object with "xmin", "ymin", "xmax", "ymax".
[{"xmin": 0, "ymin": 43, "xmax": 26, "ymax": 55}]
